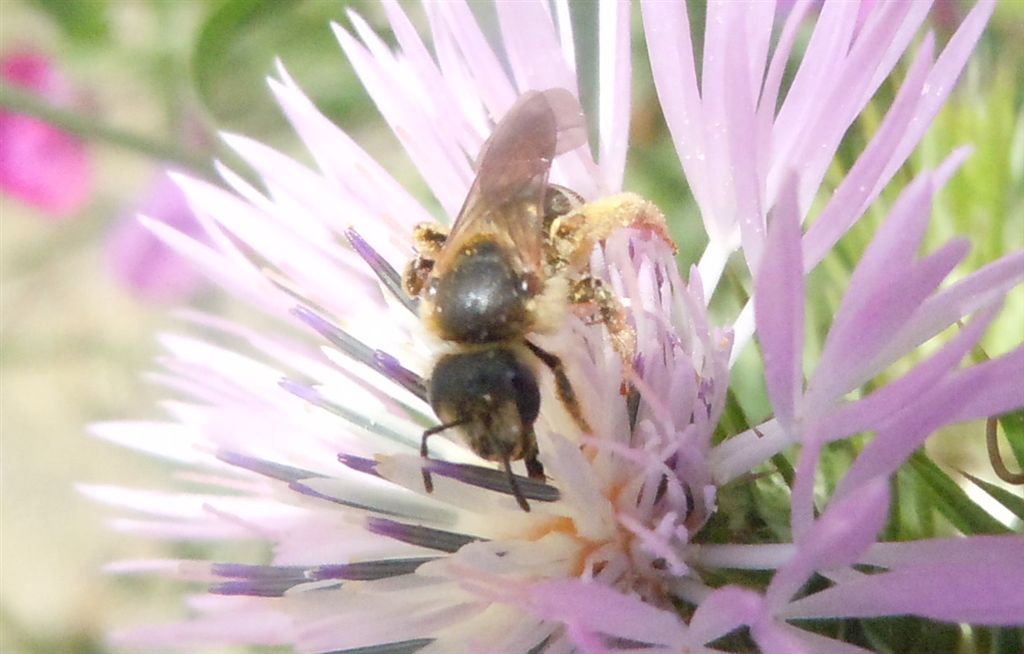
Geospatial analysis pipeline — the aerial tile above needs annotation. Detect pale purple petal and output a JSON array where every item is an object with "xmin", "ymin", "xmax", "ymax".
[
  {"xmin": 876, "ymin": 251, "xmax": 1024, "ymax": 366},
  {"xmin": 810, "ymin": 238, "xmax": 969, "ymax": 408},
  {"xmin": 780, "ymin": 2, "xmax": 914, "ymax": 213},
  {"xmin": 495, "ymin": 0, "xmax": 576, "ymax": 94},
  {"xmin": 833, "ymin": 380, "xmax": 978, "ymax": 500},
  {"xmin": 492, "ymin": 2, "xmax": 600, "ymax": 196},
  {"xmin": 597, "ymin": 0, "xmax": 631, "ymax": 193},
  {"xmin": 699, "ymin": 1, "xmax": 739, "ymax": 250},
  {"xmin": 863, "ymin": 535, "xmax": 1024, "ymax": 569},
  {"xmin": 640, "ymin": 1, "xmax": 710, "ymax": 233},
  {"xmin": 687, "ymin": 585, "xmax": 764, "ymax": 645},
  {"xmin": 380, "ymin": 0, "xmax": 484, "ymax": 156},
  {"xmin": 108, "ymin": 172, "xmax": 207, "ymax": 302},
  {"xmin": 750, "ymin": 621, "xmax": 813, "ymax": 654},
  {"xmin": 808, "ymin": 169, "xmax": 947, "ymax": 408},
  {"xmin": 332, "ymin": 20, "xmax": 473, "ymax": 218},
  {"xmin": 754, "ymin": 173, "xmax": 803, "ymax": 432},
  {"xmin": 783, "ymin": 558, "xmax": 1024, "ymax": 625},
  {"xmin": 266, "ymin": 63, "xmax": 434, "ymax": 232},
  {"xmin": 942, "ymin": 346, "xmax": 1024, "ymax": 425},
  {"xmin": 770, "ymin": 1, "xmax": 858, "ymax": 173},
  {"xmin": 818, "ymin": 305, "xmax": 999, "ymax": 441},
  {"xmin": 768, "ymin": 477, "xmax": 889, "ymax": 609},
  {"xmin": 802, "ymin": 33, "xmax": 935, "ymax": 269},
  {"xmin": 724, "ymin": 13, "xmax": 766, "ymax": 267},
  {"xmin": 427, "ymin": 0, "xmax": 517, "ymax": 116},
  {"xmin": 134, "ymin": 212, "xmax": 275, "ymax": 315},
  {"xmin": 874, "ymin": 0, "xmax": 996, "ymax": 196},
  {"xmin": 524, "ymin": 580, "xmax": 690, "ymax": 646},
  {"xmin": 789, "ymin": 432, "xmax": 823, "ymax": 540},
  {"xmin": 756, "ymin": 1, "xmax": 812, "ymax": 190},
  {"xmin": 111, "ymin": 602, "xmax": 292, "ymax": 649}
]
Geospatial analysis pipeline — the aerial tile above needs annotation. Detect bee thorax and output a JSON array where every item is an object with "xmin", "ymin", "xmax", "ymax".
[{"xmin": 427, "ymin": 239, "xmax": 533, "ymax": 343}]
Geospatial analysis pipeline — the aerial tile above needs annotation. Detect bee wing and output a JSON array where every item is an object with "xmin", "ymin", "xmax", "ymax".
[{"xmin": 440, "ymin": 88, "xmax": 587, "ymax": 272}]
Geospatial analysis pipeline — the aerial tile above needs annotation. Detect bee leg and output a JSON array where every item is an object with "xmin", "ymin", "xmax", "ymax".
[
  {"xmin": 543, "ymin": 184, "xmax": 585, "ymax": 228},
  {"xmin": 525, "ymin": 450, "xmax": 545, "ymax": 481},
  {"xmin": 503, "ymin": 455, "xmax": 531, "ymax": 512},
  {"xmin": 568, "ymin": 275, "xmax": 636, "ymax": 373},
  {"xmin": 412, "ymin": 222, "xmax": 448, "ymax": 256},
  {"xmin": 402, "ymin": 256, "xmax": 434, "ymax": 297},
  {"xmin": 420, "ymin": 420, "xmax": 464, "ymax": 494},
  {"xmin": 524, "ymin": 341, "xmax": 592, "ymax": 434},
  {"xmin": 547, "ymin": 192, "xmax": 677, "ymax": 275},
  {"xmin": 403, "ymin": 222, "xmax": 449, "ymax": 297},
  {"xmin": 420, "ymin": 427, "xmax": 437, "ymax": 494}
]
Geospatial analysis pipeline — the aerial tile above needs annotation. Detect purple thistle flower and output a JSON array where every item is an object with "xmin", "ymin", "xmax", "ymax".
[
  {"xmin": 108, "ymin": 170, "xmax": 208, "ymax": 303},
  {"xmin": 0, "ymin": 49, "xmax": 92, "ymax": 218},
  {"xmin": 89, "ymin": 1, "xmax": 1022, "ymax": 653}
]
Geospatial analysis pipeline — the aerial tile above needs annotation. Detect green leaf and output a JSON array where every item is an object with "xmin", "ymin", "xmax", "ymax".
[
  {"xmin": 907, "ymin": 452, "xmax": 1011, "ymax": 535},
  {"xmin": 26, "ymin": 0, "xmax": 110, "ymax": 44},
  {"xmin": 997, "ymin": 409, "xmax": 1024, "ymax": 472},
  {"xmin": 861, "ymin": 615, "xmax": 960, "ymax": 654},
  {"xmin": 961, "ymin": 470, "xmax": 1024, "ymax": 522},
  {"xmin": 191, "ymin": 0, "xmax": 366, "ymax": 139}
]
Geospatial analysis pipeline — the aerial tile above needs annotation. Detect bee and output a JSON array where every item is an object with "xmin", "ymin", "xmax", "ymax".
[{"xmin": 405, "ymin": 88, "xmax": 675, "ymax": 511}]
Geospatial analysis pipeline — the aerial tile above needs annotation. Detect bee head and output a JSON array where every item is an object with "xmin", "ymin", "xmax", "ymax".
[{"xmin": 428, "ymin": 347, "xmax": 540, "ymax": 461}]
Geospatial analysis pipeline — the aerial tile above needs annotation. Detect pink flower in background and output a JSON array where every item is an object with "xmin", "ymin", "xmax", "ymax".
[
  {"xmin": 0, "ymin": 50, "xmax": 92, "ymax": 218},
  {"xmin": 87, "ymin": 2, "xmax": 1021, "ymax": 653},
  {"xmin": 108, "ymin": 171, "xmax": 206, "ymax": 302}
]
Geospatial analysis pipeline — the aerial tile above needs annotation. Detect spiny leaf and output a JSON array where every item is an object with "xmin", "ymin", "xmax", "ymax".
[
  {"xmin": 907, "ymin": 452, "xmax": 1011, "ymax": 535},
  {"xmin": 960, "ymin": 469, "xmax": 1024, "ymax": 523},
  {"xmin": 997, "ymin": 409, "xmax": 1024, "ymax": 472}
]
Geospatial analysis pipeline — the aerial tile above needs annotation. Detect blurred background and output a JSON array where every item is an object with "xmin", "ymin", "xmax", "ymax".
[{"xmin": 1, "ymin": 1, "xmax": 1021, "ymax": 653}]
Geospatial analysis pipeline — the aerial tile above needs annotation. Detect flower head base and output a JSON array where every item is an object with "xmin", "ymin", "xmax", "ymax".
[{"xmin": 91, "ymin": 2, "xmax": 1023, "ymax": 653}]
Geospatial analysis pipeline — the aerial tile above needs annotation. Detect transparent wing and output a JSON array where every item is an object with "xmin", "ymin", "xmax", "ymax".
[{"xmin": 438, "ymin": 88, "xmax": 587, "ymax": 272}]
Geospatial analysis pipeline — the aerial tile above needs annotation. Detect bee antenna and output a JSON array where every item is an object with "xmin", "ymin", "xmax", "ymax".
[
  {"xmin": 503, "ymin": 456, "xmax": 531, "ymax": 512},
  {"xmin": 420, "ymin": 419, "xmax": 469, "ymax": 494}
]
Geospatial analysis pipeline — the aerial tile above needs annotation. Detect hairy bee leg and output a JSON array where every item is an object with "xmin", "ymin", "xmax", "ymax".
[
  {"xmin": 412, "ymin": 222, "xmax": 449, "ymax": 255},
  {"xmin": 568, "ymin": 275, "xmax": 637, "ymax": 372},
  {"xmin": 524, "ymin": 340, "xmax": 592, "ymax": 434},
  {"xmin": 547, "ymin": 192, "xmax": 677, "ymax": 275},
  {"xmin": 503, "ymin": 456, "xmax": 531, "ymax": 512},
  {"xmin": 402, "ymin": 222, "xmax": 450, "ymax": 297},
  {"xmin": 402, "ymin": 256, "xmax": 434, "ymax": 298}
]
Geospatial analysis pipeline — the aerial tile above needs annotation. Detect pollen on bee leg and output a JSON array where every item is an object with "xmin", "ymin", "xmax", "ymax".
[
  {"xmin": 411, "ymin": 222, "xmax": 449, "ymax": 256},
  {"xmin": 568, "ymin": 275, "xmax": 637, "ymax": 373},
  {"xmin": 549, "ymin": 192, "xmax": 677, "ymax": 275}
]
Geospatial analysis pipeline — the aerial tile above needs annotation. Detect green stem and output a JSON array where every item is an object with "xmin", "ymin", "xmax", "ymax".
[{"xmin": 0, "ymin": 82, "xmax": 214, "ymax": 176}]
